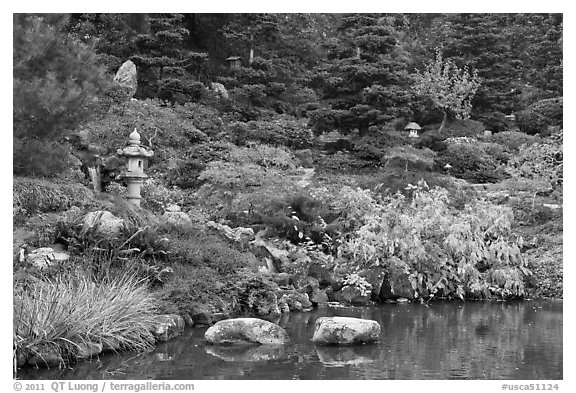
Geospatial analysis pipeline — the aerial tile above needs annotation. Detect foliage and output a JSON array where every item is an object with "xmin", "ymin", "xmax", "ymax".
[
  {"xmin": 336, "ymin": 181, "xmax": 529, "ymax": 299},
  {"xmin": 506, "ymin": 130, "xmax": 562, "ymax": 189},
  {"xmin": 413, "ymin": 49, "xmax": 481, "ymax": 131},
  {"xmin": 309, "ymin": 14, "xmax": 412, "ymax": 135},
  {"xmin": 227, "ymin": 117, "xmax": 314, "ymax": 149},
  {"xmin": 515, "ymin": 97, "xmax": 563, "ymax": 135},
  {"xmin": 13, "ymin": 140, "xmax": 75, "ymax": 178},
  {"xmin": 13, "ymin": 177, "xmax": 93, "ymax": 219},
  {"xmin": 13, "ymin": 14, "xmax": 109, "ymax": 176},
  {"xmin": 491, "ymin": 131, "xmax": 537, "ymax": 152},
  {"xmin": 343, "ymin": 273, "xmax": 373, "ymax": 297},
  {"xmin": 13, "ymin": 271, "xmax": 162, "ymax": 366},
  {"xmin": 196, "ymin": 143, "xmax": 300, "ymax": 218},
  {"xmin": 382, "ymin": 146, "xmax": 436, "ymax": 171},
  {"xmin": 435, "ymin": 138, "xmax": 507, "ymax": 183},
  {"xmin": 140, "ymin": 178, "xmax": 188, "ymax": 213}
]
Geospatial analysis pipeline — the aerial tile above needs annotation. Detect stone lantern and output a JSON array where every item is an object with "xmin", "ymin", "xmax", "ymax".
[
  {"xmin": 405, "ymin": 122, "xmax": 422, "ymax": 138},
  {"xmin": 225, "ymin": 56, "xmax": 242, "ymax": 70},
  {"xmin": 117, "ymin": 128, "xmax": 154, "ymax": 207}
]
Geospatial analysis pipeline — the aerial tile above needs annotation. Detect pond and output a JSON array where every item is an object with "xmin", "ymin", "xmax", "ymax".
[{"xmin": 17, "ymin": 300, "xmax": 562, "ymax": 380}]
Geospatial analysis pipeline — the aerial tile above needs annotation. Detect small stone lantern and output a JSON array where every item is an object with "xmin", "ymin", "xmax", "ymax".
[
  {"xmin": 225, "ymin": 56, "xmax": 242, "ymax": 70},
  {"xmin": 117, "ymin": 128, "xmax": 154, "ymax": 207},
  {"xmin": 405, "ymin": 122, "xmax": 422, "ymax": 138}
]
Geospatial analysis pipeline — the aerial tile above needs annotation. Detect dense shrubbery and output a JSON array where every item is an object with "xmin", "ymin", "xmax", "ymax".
[
  {"xmin": 335, "ymin": 182, "xmax": 529, "ymax": 299},
  {"xmin": 505, "ymin": 130, "xmax": 562, "ymax": 196},
  {"xmin": 227, "ymin": 117, "xmax": 314, "ymax": 149},
  {"xmin": 491, "ymin": 131, "xmax": 537, "ymax": 152},
  {"xmin": 196, "ymin": 143, "xmax": 301, "ymax": 218},
  {"xmin": 515, "ymin": 97, "xmax": 563, "ymax": 135},
  {"xmin": 13, "ymin": 177, "xmax": 93, "ymax": 220},
  {"xmin": 435, "ymin": 138, "xmax": 507, "ymax": 183}
]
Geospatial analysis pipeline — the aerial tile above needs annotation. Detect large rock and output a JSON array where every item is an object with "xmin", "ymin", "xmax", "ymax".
[
  {"xmin": 162, "ymin": 211, "xmax": 192, "ymax": 226},
  {"xmin": 207, "ymin": 221, "xmax": 255, "ymax": 245},
  {"xmin": 152, "ymin": 314, "xmax": 185, "ymax": 342},
  {"xmin": 83, "ymin": 210, "xmax": 124, "ymax": 238},
  {"xmin": 26, "ymin": 247, "xmax": 70, "ymax": 270},
  {"xmin": 330, "ymin": 285, "xmax": 371, "ymax": 305},
  {"xmin": 205, "ymin": 318, "xmax": 289, "ymax": 346},
  {"xmin": 27, "ymin": 345, "xmax": 63, "ymax": 368},
  {"xmin": 378, "ymin": 273, "xmax": 415, "ymax": 300},
  {"xmin": 358, "ymin": 266, "xmax": 387, "ymax": 300},
  {"xmin": 312, "ymin": 317, "xmax": 381, "ymax": 345},
  {"xmin": 112, "ymin": 60, "xmax": 138, "ymax": 99},
  {"xmin": 277, "ymin": 290, "xmax": 312, "ymax": 312},
  {"xmin": 210, "ymin": 82, "xmax": 229, "ymax": 99},
  {"xmin": 75, "ymin": 341, "xmax": 103, "ymax": 359}
]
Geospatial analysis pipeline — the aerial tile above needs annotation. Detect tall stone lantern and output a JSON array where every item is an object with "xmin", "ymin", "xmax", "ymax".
[{"xmin": 117, "ymin": 128, "xmax": 154, "ymax": 207}]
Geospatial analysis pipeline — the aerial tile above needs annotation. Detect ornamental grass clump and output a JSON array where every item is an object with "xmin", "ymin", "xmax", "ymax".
[{"xmin": 14, "ymin": 271, "xmax": 162, "ymax": 367}]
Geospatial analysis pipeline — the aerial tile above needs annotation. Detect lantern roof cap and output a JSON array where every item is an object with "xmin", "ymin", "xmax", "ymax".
[{"xmin": 404, "ymin": 122, "xmax": 422, "ymax": 130}]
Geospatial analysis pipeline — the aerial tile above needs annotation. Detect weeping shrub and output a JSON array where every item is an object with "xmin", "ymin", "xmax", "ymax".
[{"xmin": 335, "ymin": 181, "xmax": 530, "ymax": 300}]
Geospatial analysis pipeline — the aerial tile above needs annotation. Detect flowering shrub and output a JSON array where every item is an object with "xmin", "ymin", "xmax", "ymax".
[{"xmin": 336, "ymin": 181, "xmax": 529, "ymax": 299}]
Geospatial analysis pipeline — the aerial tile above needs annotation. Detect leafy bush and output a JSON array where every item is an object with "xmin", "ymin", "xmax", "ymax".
[
  {"xmin": 491, "ymin": 131, "xmax": 537, "ymax": 152},
  {"xmin": 141, "ymin": 178, "xmax": 188, "ymax": 213},
  {"xmin": 336, "ymin": 181, "xmax": 529, "ymax": 299},
  {"xmin": 157, "ymin": 78, "xmax": 206, "ymax": 103},
  {"xmin": 13, "ymin": 177, "xmax": 93, "ymax": 219},
  {"xmin": 14, "ymin": 271, "xmax": 162, "ymax": 366},
  {"xmin": 516, "ymin": 97, "xmax": 563, "ymax": 135},
  {"xmin": 228, "ymin": 117, "xmax": 314, "ymax": 149},
  {"xmin": 196, "ymin": 143, "xmax": 300, "ymax": 218},
  {"xmin": 506, "ymin": 130, "xmax": 562, "ymax": 189},
  {"xmin": 435, "ymin": 139, "xmax": 506, "ymax": 183}
]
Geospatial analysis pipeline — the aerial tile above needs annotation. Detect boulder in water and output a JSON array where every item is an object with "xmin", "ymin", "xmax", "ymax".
[
  {"xmin": 205, "ymin": 318, "xmax": 289, "ymax": 345},
  {"xmin": 312, "ymin": 317, "xmax": 380, "ymax": 345}
]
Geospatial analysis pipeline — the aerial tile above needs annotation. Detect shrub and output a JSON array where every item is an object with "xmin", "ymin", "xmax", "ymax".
[
  {"xmin": 13, "ymin": 271, "xmax": 162, "ymax": 366},
  {"xmin": 13, "ymin": 140, "xmax": 74, "ymax": 178},
  {"xmin": 491, "ymin": 131, "xmax": 537, "ymax": 152},
  {"xmin": 196, "ymin": 143, "xmax": 301, "ymax": 218},
  {"xmin": 228, "ymin": 118, "xmax": 314, "ymax": 149},
  {"xmin": 435, "ymin": 139, "xmax": 506, "ymax": 183},
  {"xmin": 140, "ymin": 178, "xmax": 188, "ymax": 213},
  {"xmin": 516, "ymin": 97, "xmax": 563, "ymax": 135},
  {"xmin": 336, "ymin": 181, "xmax": 529, "ymax": 299},
  {"xmin": 13, "ymin": 177, "xmax": 93, "ymax": 219},
  {"xmin": 506, "ymin": 130, "xmax": 562, "ymax": 189}
]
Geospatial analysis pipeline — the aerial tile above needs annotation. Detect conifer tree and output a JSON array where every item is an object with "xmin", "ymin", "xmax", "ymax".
[
  {"xmin": 309, "ymin": 14, "xmax": 412, "ymax": 136},
  {"xmin": 13, "ymin": 14, "xmax": 108, "ymax": 176}
]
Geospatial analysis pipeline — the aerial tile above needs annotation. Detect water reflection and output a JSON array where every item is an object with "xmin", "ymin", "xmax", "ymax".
[
  {"xmin": 205, "ymin": 345, "xmax": 288, "ymax": 362},
  {"xmin": 315, "ymin": 345, "xmax": 378, "ymax": 367},
  {"xmin": 17, "ymin": 300, "xmax": 562, "ymax": 380}
]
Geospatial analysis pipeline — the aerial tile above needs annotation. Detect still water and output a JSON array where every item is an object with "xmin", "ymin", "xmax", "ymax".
[{"xmin": 18, "ymin": 300, "xmax": 562, "ymax": 380}]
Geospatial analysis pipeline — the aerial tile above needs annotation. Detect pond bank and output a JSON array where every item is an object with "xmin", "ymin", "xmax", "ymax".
[{"xmin": 17, "ymin": 300, "xmax": 563, "ymax": 380}]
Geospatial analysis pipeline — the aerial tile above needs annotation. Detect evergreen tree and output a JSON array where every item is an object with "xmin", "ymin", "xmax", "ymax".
[
  {"xmin": 131, "ymin": 13, "xmax": 209, "ymax": 101},
  {"xmin": 309, "ymin": 14, "xmax": 412, "ymax": 136},
  {"xmin": 13, "ymin": 14, "xmax": 108, "ymax": 176}
]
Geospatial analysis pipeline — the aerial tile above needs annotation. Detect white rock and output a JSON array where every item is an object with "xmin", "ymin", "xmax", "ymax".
[{"xmin": 312, "ymin": 317, "xmax": 381, "ymax": 345}]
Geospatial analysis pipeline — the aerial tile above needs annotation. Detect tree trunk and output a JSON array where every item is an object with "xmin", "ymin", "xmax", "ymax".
[
  {"xmin": 438, "ymin": 109, "xmax": 448, "ymax": 134},
  {"xmin": 249, "ymin": 47, "xmax": 254, "ymax": 65}
]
